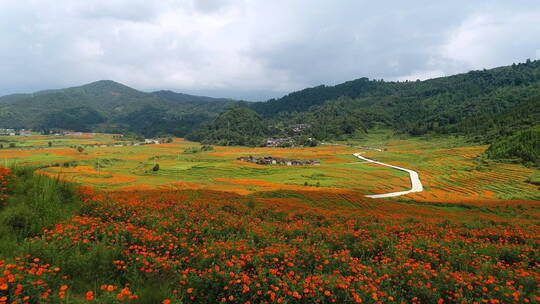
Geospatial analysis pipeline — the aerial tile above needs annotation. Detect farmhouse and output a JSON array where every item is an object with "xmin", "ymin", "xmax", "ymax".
[
  {"xmin": 290, "ymin": 123, "xmax": 310, "ymax": 133},
  {"xmin": 144, "ymin": 139, "xmax": 162, "ymax": 144},
  {"xmin": 265, "ymin": 137, "xmax": 294, "ymax": 147},
  {"xmin": 0, "ymin": 129, "xmax": 16, "ymax": 136},
  {"xmin": 238, "ymin": 156, "xmax": 320, "ymax": 166}
]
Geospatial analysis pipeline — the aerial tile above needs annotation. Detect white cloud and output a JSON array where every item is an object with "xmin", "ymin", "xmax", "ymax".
[
  {"xmin": 397, "ymin": 70, "xmax": 446, "ymax": 82},
  {"xmin": 441, "ymin": 9, "xmax": 540, "ymax": 70},
  {"xmin": 0, "ymin": 1, "xmax": 539, "ymax": 99},
  {"xmin": 71, "ymin": 38, "xmax": 104, "ymax": 59}
]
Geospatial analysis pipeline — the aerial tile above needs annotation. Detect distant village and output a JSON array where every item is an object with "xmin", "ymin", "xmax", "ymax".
[
  {"xmin": 0, "ymin": 129, "xmax": 31, "ymax": 136},
  {"xmin": 0, "ymin": 128, "xmax": 174, "ymax": 151},
  {"xmin": 238, "ymin": 156, "xmax": 320, "ymax": 166},
  {"xmin": 264, "ymin": 123, "xmax": 317, "ymax": 147}
]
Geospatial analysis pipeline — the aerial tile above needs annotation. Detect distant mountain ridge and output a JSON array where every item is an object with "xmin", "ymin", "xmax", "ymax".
[
  {"xmin": 3, "ymin": 60, "xmax": 540, "ymax": 141},
  {"xmin": 0, "ymin": 80, "xmax": 240, "ymax": 136},
  {"xmin": 190, "ymin": 60, "xmax": 540, "ymax": 145}
]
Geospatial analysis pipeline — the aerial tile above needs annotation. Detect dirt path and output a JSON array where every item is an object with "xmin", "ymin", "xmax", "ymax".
[{"xmin": 353, "ymin": 152, "xmax": 423, "ymax": 198}]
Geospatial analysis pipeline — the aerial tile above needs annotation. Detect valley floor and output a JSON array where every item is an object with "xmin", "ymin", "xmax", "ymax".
[{"xmin": 0, "ymin": 132, "xmax": 538, "ymax": 303}]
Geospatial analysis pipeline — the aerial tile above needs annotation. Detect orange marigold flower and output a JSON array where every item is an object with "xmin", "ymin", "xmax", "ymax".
[
  {"xmin": 0, "ymin": 283, "xmax": 7, "ymax": 290},
  {"xmin": 86, "ymin": 291, "xmax": 94, "ymax": 301},
  {"xmin": 162, "ymin": 300, "xmax": 171, "ymax": 304},
  {"xmin": 60, "ymin": 285, "xmax": 69, "ymax": 291},
  {"xmin": 324, "ymin": 290, "xmax": 331, "ymax": 296},
  {"xmin": 187, "ymin": 288, "xmax": 193, "ymax": 294}
]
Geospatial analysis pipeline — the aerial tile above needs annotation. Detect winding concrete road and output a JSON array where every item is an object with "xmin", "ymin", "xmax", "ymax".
[{"xmin": 353, "ymin": 152, "xmax": 423, "ymax": 198}]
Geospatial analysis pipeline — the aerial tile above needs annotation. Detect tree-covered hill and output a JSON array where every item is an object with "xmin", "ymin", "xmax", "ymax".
[
  {"xmin": 186, "ymin": 106, "xmax": 269, "ymax": 146},
  {"xmin": 151, "ymin": 90, "xmax": 232, "ymax": 103},
  {"xmin": 3, "ymin": 60, "xmax": 540, "ymax": 142},
  {"xmin": 247, "ymin": 60, "xmax": 540, "ymax": 141},
  {"xmin": 185, "ymin": 60, "xmax": 540, "ymax": 145},
  {"xmin": 0, "ymin": 80, "xmax": 239, "ymax": 136},
  {"xmin": 486, "ymin": 125, "xmax": 540, "ymax": 167}
]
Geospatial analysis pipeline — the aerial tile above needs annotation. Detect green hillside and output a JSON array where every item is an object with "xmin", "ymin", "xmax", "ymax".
[
  {"xmin": 2, "ymin": 60, "xmax": 540, "ymax": 142},
  {"xmin": 186, "ymin": 106, "xmax": 269, "ymax": 146},
  {"xmin": 0, "ymin": 80, "xmax": 239, "ymax": 136},
  {"xmin": 486, "ymin": 125, "xmax": 540, "ymax": 166},
  {"xmin": 247, "ymin": 60, "xmax": 540, "ymax": 142}
]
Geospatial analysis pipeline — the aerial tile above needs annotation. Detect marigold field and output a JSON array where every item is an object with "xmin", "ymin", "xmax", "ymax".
[{"xmin": 0, "ymin": 133, "xmax": 539, "ymax": 303}]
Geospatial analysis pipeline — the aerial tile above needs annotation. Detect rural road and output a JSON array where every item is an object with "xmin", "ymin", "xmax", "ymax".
[{"xmin": 353, "ymin": 152, "xmax": 423, "ymax": 198}]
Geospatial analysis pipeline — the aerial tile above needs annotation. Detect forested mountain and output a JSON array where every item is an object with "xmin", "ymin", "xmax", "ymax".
[
  {"xmin": 152, "ymin": 90, "xmax": 231, "ymax": 103},
  {"xmin": 0, "ymin": 80, "xmax": 239, "ymax": 136},
  {"xmin": 186, "ymin": 107, "xmax": 269, "ymax": 146},
  {"xmin": 247, "ymin": 60, "xmax": 540, "ymax": 142},
  {"xmin": 2, "ymin": 60, "xmax": 540, "ymax": 142},
  {"xmin": 189, "ymin": 60, "xmax": 540, "ymax": 145},
  {"xmin": 486, "ymin": 126, "xmax": 540, "ymax": 167}
]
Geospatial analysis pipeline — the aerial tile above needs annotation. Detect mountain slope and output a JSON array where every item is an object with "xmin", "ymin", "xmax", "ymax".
[
  {"xmin": 3, "ymin": 60, "xmax": 540, "ymax": 142},
  {"xmin": 486, "ymin": 125, "xmax": 540, "ymax": 166},
  {"xmin": 151, "ymin": 90, "xmax": 231, "ymax": 103},
  {"xmin": 0, "ymin": 80, "xmax": 239, "ymax": 136},
  {"xmin": 252, "ymin": 60, "xmax": 540, "ymax": 118},
  {"xmin": 186, "ymin": 106, "xmax": 268, "ymax": 146},
  {"xmin": 245, "ymin": 60, "xmax": 540, "ymax": 141}
]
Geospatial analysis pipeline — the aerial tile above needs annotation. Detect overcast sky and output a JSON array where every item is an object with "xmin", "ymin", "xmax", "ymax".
[{"xmin": 1, "ymin": 1, "xmax": 539, "ymax": 100}]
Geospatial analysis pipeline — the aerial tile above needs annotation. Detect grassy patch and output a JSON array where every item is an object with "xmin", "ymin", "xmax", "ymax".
[
  {"xmin": 0, "ymin": 166, "xmax": 83, "ymax": 257},
  {"xmin": 526, "ymin": 171, "xmax": 540, "ymax": 186}
]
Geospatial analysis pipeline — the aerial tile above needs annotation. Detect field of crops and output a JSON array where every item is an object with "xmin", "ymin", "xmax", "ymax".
[
  {"xmin": 1, "ymin": 133, "xmax": 538, "ymax": 202},
  {"xmin": 0, "ymin": 133, "xmax": 539, "ymax": 303}
]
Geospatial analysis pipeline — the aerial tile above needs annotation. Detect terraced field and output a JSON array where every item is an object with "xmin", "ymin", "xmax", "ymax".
[
  {"xmin": 1, "ymin": 132, "xmax": 538, "ymax": 203},
  {"xmin": 1, "ymin": 132, "xmax": 539, "ymax": 304}
]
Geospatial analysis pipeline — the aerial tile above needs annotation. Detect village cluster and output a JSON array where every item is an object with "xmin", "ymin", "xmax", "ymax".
[{"xmin": 237, "ymin": 155, "xmax": 320, "ymax": 166}]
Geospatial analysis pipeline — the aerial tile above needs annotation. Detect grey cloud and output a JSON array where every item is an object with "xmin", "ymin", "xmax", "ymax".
[
  {"xmin": 193, "ymin": 0, "xmax": 234, "ymax": 14},
  {"xmin": 0, "ymin": 1, "xmax": 539, "ymax": 100}
]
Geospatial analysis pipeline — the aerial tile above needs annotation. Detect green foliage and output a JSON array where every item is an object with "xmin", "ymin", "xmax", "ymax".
[
  {"xmin": 152, "ymin": 164, "xmax": 160, "ymax": 171},
  {"xmin": 0, "ymin": 166, "xmax": 83, "ymax": 256},
  {"xmin": 287, "ymin": 96, "xmax": 389, "ymax": 141},
  {"xmin": 526, "ymin": 171, "xmax": 540, "ymax": 186},
  {"xmin": 3, "ymin": 60, "xmax": 540, "ymax": 143},
  {"xmin": 0, "ymin": 80, "xmax": 240, "ymax": 137},
  {"xmin": 183, "ymin": 145, "xmax": 213, "ymax": 154},
  {"xmin": 187, "ymin": 106, "xmax": 268, "ymax": 146},
  {"xmin": 190, "ymin": 60, "xmax": 540, "ymax": 144},
  {"xmin": 251, "ymin": 60, "xmax": 540, "ymax": 142},
  {"xmin": 40, "ymin": 105, "xmax": 106, "ymax": 131},
  {"xmin": 486, "ymin": 125, "xmax": 540, "ymax": 166}
]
